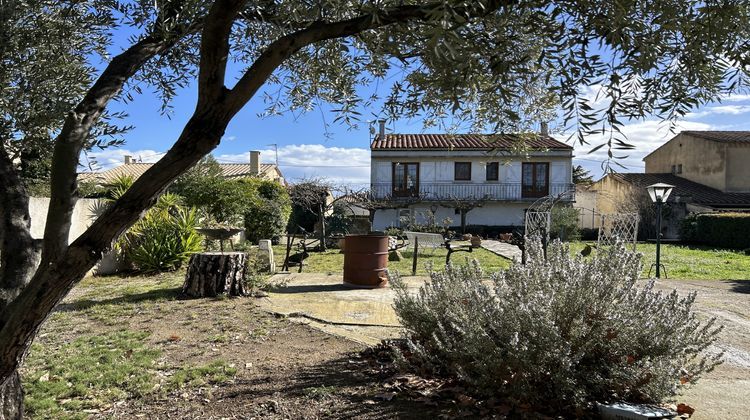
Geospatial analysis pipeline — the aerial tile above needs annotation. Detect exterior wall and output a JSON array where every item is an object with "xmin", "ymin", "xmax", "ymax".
[
  {"xmin": 372, "ymin": 202, "xmax": 528, "ymax": 231},
  {"xmin": 574, "ymin": 185, "xmax": 599, "ymax": 229},
  {"xmin": 588, "ymin": 176, "xmax": 636, "ymax": 216},
  {"xmin": 643, "ymin": 133, "xmax": 727, "ymax": 191},
  {"xmin": 726, "ymin": 144, "xmax": 750, "ymax": 192},
  {"xmin": 29, "ymin": 197, "xmax": 119, "ymax": 275},
  {"xmin": 370, "ymin": 150, "xmax": 573, "ymax": 200}
]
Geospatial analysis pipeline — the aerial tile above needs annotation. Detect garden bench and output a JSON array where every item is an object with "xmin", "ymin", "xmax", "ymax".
[{"xmin": 403, "ymin": 231, "xmax": 446, "ymax": 254}]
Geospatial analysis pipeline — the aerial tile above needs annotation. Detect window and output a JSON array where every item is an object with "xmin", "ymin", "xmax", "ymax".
[
  {"xmin": 522, "ymin": 162, "xmax": 549, "ymax": 198},
  {"xmin": 486, "ymin": 162, "xmax": 499, "ymax": 181},
  {"xmin": 392, "ymin": 162, "xmax": 419, "ymax": 197},
  {"xmin": 677, "ymin": 164, "xmax": 683, "ymax": 174},
  {"xmin": 454, "ymin": 162, "xmax": 471, "ymax": 181},
  {"xmin": 671, "ymin": 165, "xmax": 676, "ymax": 174}
]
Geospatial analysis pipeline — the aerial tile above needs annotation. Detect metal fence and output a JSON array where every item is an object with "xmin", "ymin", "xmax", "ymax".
[{"xmin": 370, "ymin": 182, "xmax": 575, "ymax": 201}]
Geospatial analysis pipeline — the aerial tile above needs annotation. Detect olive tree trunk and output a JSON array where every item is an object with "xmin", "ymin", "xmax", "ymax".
[{"xmin": 183, "ymin": 252, "xmax": 248, "ymax": 297}]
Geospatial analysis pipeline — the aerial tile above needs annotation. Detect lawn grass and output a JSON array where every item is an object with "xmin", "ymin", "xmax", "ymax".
[
  {"xmin": 273, "ymin": 244, "xmax": 510, "ymax": 276},
  {"xmin": 274, "ymin": 241, "xmax": 750, "ymax": 280},
  {"xmin": 568, "ymin": 242, "xmax": 750, "ymax": 280},
  {"xmin": 24, "ymin": 331, "xmax": 161, "ymax": 419},
  {"xmin": 22, "ymin": 270, "xmax": 242, "ymax": 419}
]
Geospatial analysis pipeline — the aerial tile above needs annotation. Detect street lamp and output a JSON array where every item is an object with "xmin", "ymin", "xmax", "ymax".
[{"xmin": 646, "ymin": 183, "xmax": 674, "ymax": 278}]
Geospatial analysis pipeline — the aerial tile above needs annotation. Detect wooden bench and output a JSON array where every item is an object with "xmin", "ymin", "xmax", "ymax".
[{"xmin": 403, "ymin": 231, "xmax": 446, "ymax": 254}]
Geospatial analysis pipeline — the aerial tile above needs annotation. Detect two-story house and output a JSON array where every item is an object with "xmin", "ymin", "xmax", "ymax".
[
  {"xmin": 582, "ymin": 131, "xmax": 750, "ymax": 238},
  {"xmin": 369, "ymin": 127, "xmax": 575, "ymax": 231}
]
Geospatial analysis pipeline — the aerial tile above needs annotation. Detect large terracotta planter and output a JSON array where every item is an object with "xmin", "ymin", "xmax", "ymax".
[
  {"xmin": 343, "ymin": 234, "xmax": 389, "ymax": 288},
  {"xmin": 470, "ymin": 236, "xmax": 482, "ymax": 248}
]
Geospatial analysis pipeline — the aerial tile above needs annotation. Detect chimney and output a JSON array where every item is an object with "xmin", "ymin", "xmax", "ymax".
[
  {"xmin": 378, "ymin": 119, "xmax": 386, "ymax": 137},
  {"xmin": 540, "ymin": 122, "xmax": 549, "ymax": 137},
  {"xmin": 123, "ymin": 155, "xmax": 132, "ymax": 164},
  {"xmin": 249, "ymin": 150, "xmax": 260, "ymax": 175}
]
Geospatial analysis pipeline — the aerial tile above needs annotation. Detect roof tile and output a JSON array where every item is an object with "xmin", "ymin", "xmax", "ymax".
[
  {"xmin": 79, "ymin": 163, "xmax": 280, "ymax": 184},
  {"xmin": 371, "ymin": 133, "xmax": 572, "ymax": 150},
  {"xmin": 611, "ymin": 173, "xmax": 750, "ymax": 207},
  {"xmin": 682, "ymin": 131, "xmax": 750, "ymax": 143}
]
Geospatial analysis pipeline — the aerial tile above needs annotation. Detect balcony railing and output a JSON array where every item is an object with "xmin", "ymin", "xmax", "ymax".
[{"xmin": 371, "ymin": 182, "xmax": 575, "ymax": 202}]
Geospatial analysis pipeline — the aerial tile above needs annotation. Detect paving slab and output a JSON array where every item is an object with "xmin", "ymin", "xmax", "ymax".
[
  {"xmin": 256, "ymin": 273, "xmax": 429, "ymax": 345},
  {"xmin": 481, "ymin": 239, "xmax": 522, "ymax": 260},
  {"xmin": 257, "ymin": 273, "xmax": 750, "ymax": 418}
]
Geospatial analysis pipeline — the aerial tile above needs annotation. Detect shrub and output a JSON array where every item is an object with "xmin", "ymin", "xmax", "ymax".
[
  {"xmin": 243, "ymin": 178, "xmax": 291, "ymax": 243},
  {"xmin": 679, "ymin": 213, "xmax": 699, "ymax": 243},
  {"xmin": 550, "ymin": 205, "xmax": 580, "ymax": 241},
  {"xmin": 119, "ymin": 194, "xmax": 202, "ymax": 272},
  {"xmin": 683, "ymin": 212, "xmax": 750, "ymax": 249},
  {"xmin": 392, "ymin": 239, "xmax": 722, "ymax": 413}
]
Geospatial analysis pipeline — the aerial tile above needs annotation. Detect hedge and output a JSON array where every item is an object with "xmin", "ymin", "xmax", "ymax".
[{"xmin": 680, "ymin": 212, "xmax": 750, "ymax": 249}]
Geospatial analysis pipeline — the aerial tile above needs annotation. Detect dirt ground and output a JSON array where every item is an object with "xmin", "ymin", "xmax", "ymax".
[
  {"xmin": 27, "ymin": 274, "xmax": 453, "ymax": 419},
  {"xmin": 24, "ymin": 273, "xmax": 750, "ymax": 419}
]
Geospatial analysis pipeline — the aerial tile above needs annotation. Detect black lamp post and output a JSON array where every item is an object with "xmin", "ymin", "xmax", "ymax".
[{"xmin": 646, "ymin": 183, "xmax": 674, "ymax": 278}]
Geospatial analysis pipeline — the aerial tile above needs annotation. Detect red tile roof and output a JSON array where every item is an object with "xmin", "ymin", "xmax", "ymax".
[
  {"xmin": 370, "ymin": 133, "xmax": 573, "ymax": 151},
  {"xmin": 78, "ymin": 163, "xmax": 281, "ymax": 184}
]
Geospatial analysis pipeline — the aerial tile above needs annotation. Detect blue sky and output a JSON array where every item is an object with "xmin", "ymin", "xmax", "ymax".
[{"xmin": 86, "ymin": 30, "xmax": 750, "ymax": 186}]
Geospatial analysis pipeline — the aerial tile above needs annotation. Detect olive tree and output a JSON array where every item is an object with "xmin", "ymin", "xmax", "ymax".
[{"xmin": 2, "ymin": 0, "xmax": 750, "ymax": 417}]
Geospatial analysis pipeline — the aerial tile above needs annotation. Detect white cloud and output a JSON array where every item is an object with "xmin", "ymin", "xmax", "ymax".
[
  {"xmin": 216, "ymin": 144, "xmax": 371, "ymax": 186},
  {"xmin": 686, "ymin": 104, "xmax": 750, "ymax": 119},
  {"xmin": 82, "ymin": 149, "xmax": 165, "ymax": 171},
  {"xmin": 85, "ymin": 144, "xmax": 372, "ymax": 186},
  {"xmin": 719, "ymin": 93, "xmax": 750, "ymax": 102},
  {"xmin": 564, "ymin": 119, "xmax": 714, "ymax": 176}
]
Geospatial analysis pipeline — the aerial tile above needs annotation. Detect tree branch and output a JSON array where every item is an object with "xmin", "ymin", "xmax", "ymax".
[
  {"xmin": 41, "ymin": 17, "xmax": 203, "ymax": 266},
  {"xmin": 197, "ymin": 0, "xmax": 248, "ymax": 107},
  {"xmin": 225, "ymin": 0, "xmax": 510, "ymax": 115}
]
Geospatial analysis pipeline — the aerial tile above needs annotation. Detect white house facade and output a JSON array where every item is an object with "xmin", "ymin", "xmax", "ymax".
[{"xmin": 369, "ymin": 132, "xmax": 575, "ymax": 230}]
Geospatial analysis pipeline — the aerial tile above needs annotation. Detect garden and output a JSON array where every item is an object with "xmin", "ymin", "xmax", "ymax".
[{"xmin": 20, "ymin": 169, "xmax": 750, "ymax": 418}]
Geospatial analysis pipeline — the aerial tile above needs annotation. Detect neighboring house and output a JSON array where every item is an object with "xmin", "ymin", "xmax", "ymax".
[
  {"xmin": 369, "ymin": 126, "xmax": 575, "ymax": 230},
  {"xmin": 583, "ymin": 131, "xmax": 750, "ymax": 238},
  {"xmin": 643, "ymin": 131, "xmax": 750, "ymax": 193},
  {"xmin": 79, "ymin": 150, "xmax": 285, "ymax": 185}
]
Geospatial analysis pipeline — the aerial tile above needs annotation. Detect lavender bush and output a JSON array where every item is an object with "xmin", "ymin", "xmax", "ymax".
[{"xmin": 392, "ymin": 239, "xmax": 722, "ymax": 411}]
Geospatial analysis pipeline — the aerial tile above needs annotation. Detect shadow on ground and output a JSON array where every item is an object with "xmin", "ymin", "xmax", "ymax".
[
  {"xmin": 725, "ymin": 280, "xmax": 750, "ymax": 294},
  {"xmin": 55, "ymin": 286, "xmax": 181, "ymax": 312},
  {"xmin": 217, "ymin": 355, "xmax": 438, "ymax": 419}
]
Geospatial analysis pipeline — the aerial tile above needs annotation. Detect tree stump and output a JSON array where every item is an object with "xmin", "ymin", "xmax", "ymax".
[{"xmin": 182, "ymin": 252, "xmax": 248, "ymax": 297}]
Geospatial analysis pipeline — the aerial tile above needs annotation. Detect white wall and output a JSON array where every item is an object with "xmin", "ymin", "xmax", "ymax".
[
  {"xmin": 373, "ymin": 203, "xmax": 528, "ymax": 230},
  {"xmin": 28, "ymin": 197, "xmax": 118, "ymax": 275},
  {"xmin": 371, "ymin": 155, "xmax": 572, "ymax": 185}
]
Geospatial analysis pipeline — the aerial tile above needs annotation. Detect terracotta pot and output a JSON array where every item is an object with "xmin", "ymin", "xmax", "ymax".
[
  {"xmin": 470, "ymin": 236, "xmax": 482, "ymax": 248},
  {"xmin": 343, "ymin": 234, "xmax": 389, "ymax": 288},
  {"xmin": 337, "ymin": 238, "xmax": 346, "ymax": 251}
]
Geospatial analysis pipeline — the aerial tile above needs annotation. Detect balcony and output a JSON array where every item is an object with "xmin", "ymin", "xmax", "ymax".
[{"xmin": 370, "ymin": 182, "xmax": 575, "ymax": 202}]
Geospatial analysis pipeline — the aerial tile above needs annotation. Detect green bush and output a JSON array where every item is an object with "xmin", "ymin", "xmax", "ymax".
[
  {"xmin": 392, "ymin": 240, "xmax": 722, "ymax": 413},
  {"xmin": 119, "ymin": 194, "xmax": 202, "ymax": 272},
  {"xmin": 679, "ymin": 213, "xmax": 699, "ymax": 243},
  {"xmin": 243, "ymin": 178, "xmax": 291, "ymax": 244},
  {"xmin": 682, "ymin": 212, "xmax": 750, "ymax": 249},
  {"xmin": 550, "ymin": 205, "xmax": 580, "ymax": 241}
]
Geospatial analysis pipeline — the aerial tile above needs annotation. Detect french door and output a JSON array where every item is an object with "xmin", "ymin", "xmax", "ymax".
[
  {"xmin": 522, "ymin": 162, "xmax": 549, "ymax": 198},
  {"xmin": 392, "ymin": 162, "xmax": 419, "ymax": 197}
]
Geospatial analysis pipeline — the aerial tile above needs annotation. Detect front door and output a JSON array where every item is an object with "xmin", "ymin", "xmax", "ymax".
[{"xmin": 392, "ymin": 162, "xmax": 419, "ymax": 197}]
